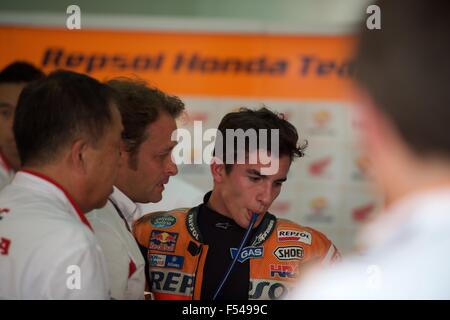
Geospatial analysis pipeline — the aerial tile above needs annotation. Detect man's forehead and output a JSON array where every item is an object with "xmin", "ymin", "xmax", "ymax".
[
  {"xmin": 238, "ymin": 158, "xmax": 290, "ymax": 176},
  {"xmin": 0, "ymin": 82, "xmax": 27, "ymax": 106}
]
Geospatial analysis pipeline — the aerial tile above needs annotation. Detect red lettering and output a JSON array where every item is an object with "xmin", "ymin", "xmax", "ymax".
[{"xmin": 0, "ymin": 237, "xmax": 11, "ymax": 255}]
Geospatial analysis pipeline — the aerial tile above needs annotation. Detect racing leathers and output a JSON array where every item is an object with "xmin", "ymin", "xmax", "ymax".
[{"xmin": 133, "ymin": 194, "xmax": 340, "ymax": 300}]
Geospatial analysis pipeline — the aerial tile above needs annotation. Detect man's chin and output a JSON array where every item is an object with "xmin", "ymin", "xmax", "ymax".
[{"xmin": 140, "ymin": 192, "xmax": 163, "ymax": 204}]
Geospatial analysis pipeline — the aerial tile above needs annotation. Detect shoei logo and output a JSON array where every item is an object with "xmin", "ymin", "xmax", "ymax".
[
  {"xmin": 230, "ymin": 246, "xmax": 264, "ymax": 263},
  {"xmin": 274, "ymin": 246, "xmax": 304, "ymax": 261},
  {"xmin": 171, "ymin": 122, "xmax": 280, "ymax": 175},
  {"xmin": 277, "ymin": 230, "xmax": 312, "ymax": 245}
]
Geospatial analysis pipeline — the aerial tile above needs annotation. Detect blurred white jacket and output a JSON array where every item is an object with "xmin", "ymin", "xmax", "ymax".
[
  {"xmin": 0, "ymin": 171, "xmax": 109, "ymax": 299},
  {"xmin": 0, "ymin": 152, "xmax": 14, "ymax": 191},
  {"xmin": 289, "ymin": 188, "xmax": 450, "ymax": 299}
]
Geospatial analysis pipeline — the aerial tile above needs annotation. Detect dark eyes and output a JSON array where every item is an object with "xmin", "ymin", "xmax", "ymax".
[
  {"xmin": 0, "ymin": 110, "xmax": 12, "ymax": 119},
  {"xmin": 248, "ymin": 176, "xmax": 284, "ymax": 187}
]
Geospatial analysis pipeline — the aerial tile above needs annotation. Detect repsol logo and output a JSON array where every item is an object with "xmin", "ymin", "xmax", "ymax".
[
  {"xmin": 150, "ymin": 269, "xmax": 194, "ymax": 296},
  {"xmin": 41, "ymin": 48, "xmax": 165, "ymax": 73},
  {"xmin": 187, "ymin": 213, "xmax": 200, "ymax": 241},
  {"xmin": 249, "ymin": 279, "xmax": 292, "ymax": 300}
]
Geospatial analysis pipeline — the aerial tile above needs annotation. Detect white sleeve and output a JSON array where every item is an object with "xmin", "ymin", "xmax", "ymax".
[{"xmin": 39, "ymin": 241, "xmax": 110, "ymax": 300}]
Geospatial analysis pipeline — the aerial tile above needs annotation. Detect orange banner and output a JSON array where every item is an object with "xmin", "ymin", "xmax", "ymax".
[{"xmin": 0, "ymin": 26, "xmax": 355, "ymax": 99}]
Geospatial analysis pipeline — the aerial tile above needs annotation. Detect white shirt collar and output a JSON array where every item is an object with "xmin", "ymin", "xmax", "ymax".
[
  {"xmin": 0, "ymin": 151, "xmax": 14, "ymax": 176},
  {"xmin": 11, "ymin": 171, "xmax": 91, "ymax": 229},
  {"xmin": 109, "ymin": 186, "xmax": 142, "ymax": 229}
]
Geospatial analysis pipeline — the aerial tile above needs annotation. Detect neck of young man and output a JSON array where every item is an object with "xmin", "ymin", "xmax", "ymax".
[{"xmin": 207, "ymin": 189, "xmax": 233, "ymax": 220}]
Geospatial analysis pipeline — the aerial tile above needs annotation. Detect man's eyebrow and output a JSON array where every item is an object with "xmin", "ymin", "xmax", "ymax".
[
  {"xmin": 246, "ymin": 169, "xmax": 287, "ymax": 182},
  {"xmin": 246, "ymin": 169, "xmax": 263, "ymax": 177},
  {"xmin": 161, "ymin": 142, "xmax": 178, "ymax": 153}
]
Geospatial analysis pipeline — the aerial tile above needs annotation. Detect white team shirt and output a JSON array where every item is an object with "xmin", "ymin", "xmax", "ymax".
[
  {"xmin": 289, "ymin": 188, "xmax": 450, "ymax": 299},
  {"xmin": 0, "ymin": 152, "xmax": 14, "ymax": 191},
  {"xmin": 87, "ymin": 186, "xmax": 146, "ymax": 300},
  {"xmin": 0, "ymin": 170, "xmax": 110, "ymax": 299}
]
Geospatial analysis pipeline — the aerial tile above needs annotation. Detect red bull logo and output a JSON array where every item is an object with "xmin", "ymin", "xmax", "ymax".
[{"xmin": 149, "ymin": 231, "xmax": 178, "ymax": 252}]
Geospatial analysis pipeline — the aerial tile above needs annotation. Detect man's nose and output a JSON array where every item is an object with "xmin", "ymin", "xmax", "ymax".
[
  {"xmin": 257, "ymin": 182, "xmax": 272, "ymax": 208},
  {"xmin": 166, "ymin": 155, "xmax": 178, "ymax": 176}
]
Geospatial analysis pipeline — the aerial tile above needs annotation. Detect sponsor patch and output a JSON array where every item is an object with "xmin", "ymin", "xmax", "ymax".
[
  {"xmin": 249, "ymin": 279, "xmax": 294, "ymax": 300},
  {"xmin": 150, "ymin": 269, "xmax": 194, "ymax": 296},
  {"xmin": 149, "ymin": 230, "xmax": 178, "ymax": 252},
  {"xmin": 274, "ymin": 246, "xmax": 304, "ymax": 261},
  {"xmin": 277, "ymin": 230, "xmax": 312, "ymax": 245},
  {"xmin": 187, "ymin": 212, "xmax": 200, "ymax": 241},
  {"xmin": 150, "ymin": 215, "xmax": 177, "ymax": 228},
  {"xmin": 269, "ymin": 264, "xmax": 298, "ymax": 278},
  {"xmin": 252, "ymin": 219, "xmax": 275, "ymax": 246},
  {"xmin": 230, "ymin": 246, "xmax": 264, "ymax": 263},
  {"xmin": 150, "ymin": 254, "xmax": 184, "ymax": 269}
]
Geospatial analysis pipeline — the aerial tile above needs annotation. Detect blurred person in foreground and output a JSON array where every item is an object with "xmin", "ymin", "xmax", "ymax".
[{"xmin": 290, "ymin": 0, "xmax": 450, "ymax": 299}]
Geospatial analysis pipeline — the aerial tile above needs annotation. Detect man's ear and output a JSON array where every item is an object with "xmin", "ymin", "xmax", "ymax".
[
  {"xmin": 70, "ymin": 139, "xmax": 89, "ymax": 174},
  {"xmin": 118, "ymin": 141, "xmax": 127, "ymax": 167},
  {"xmin": 354, "ymin": 87, "xmax": 397, "ymax": 154},
  {"xmin": 210, "ymin": 157, "xmax": 226, "ymax": 183}
]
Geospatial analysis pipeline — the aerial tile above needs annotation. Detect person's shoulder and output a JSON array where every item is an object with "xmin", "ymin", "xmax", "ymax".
[
  {"xmin": 275, "ymin": 218, "xmax": 336, "ymax": 248},
  {"xmin": 86, "ymin": 201, "xmax": 120, "ymax": 228},
  {"xmin": 135, "ymin": 207, "xmax": 191, "ymax": 226},
  {"xmin": 132, "ymin": 207, "xmax": 194, "ymax": 247}
]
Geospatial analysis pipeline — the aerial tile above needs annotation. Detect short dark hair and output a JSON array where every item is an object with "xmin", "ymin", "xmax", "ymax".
[
  {"xmin": 354, "ymin": 0, "xmax": 450, "ymax": 158},
  {"xmin": 0, "ymin": 61, "xmax": 44, "ymax": 84},
  {"xmin": 214, "ymin": 107, "xmax": 306, "ymax": 173},
  {"xmin": 106, "ymin": 78, "xmax": 185, "ymax": 167},
  {"xmin": 14, "ymin": 70, "xmax": 116, "ymax": 166}
]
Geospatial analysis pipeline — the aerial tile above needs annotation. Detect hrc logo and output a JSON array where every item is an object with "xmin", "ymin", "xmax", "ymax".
[{"xmin": 269, "ymin": 264, "xmax": 298, "ymax": 278}]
